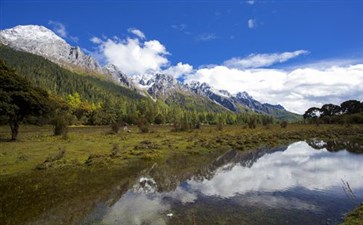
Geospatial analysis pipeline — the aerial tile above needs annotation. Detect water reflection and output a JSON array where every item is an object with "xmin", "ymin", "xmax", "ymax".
[
  {"xmin": 102, "ymin": 192, "xmax": 170, "ymax": 225},
  {"xmin": 188, "ymin": 141, "xmax": 363, "ymax": 197},
  {"xmin": 85, "ymin": 141, "xmax": 363, "ymax": 225}
]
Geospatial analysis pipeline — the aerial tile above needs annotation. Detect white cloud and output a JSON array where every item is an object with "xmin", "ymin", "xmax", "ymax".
[
  {"xmin": 102, "ymin": 191, "xmax": 169, "ymax": 225},
  {"xmin": 246, "ymin": 0, "xmax": 255, "ymax": 5},
  {"xmin": 195, "ymin": 33, "xmax": 217, "ymax": 41},
  {"xmin": 224, "ymin": 50, "xmax": 309, "ymax": 69},
  {"xmin": 185, "ymin": 63, "xmax": 363, "ymax": 114},
  {"xmin": 97, "ymin": 36, "xmax": 169, "ymax": 75},
  {"xmin": 163, "ymin": 62, "xmax": 193, "ymax": 78},
  {"xmin": 247, "ymin": 19, "xmax": 257, "ymax": 29},
  {"xmin": 128, "ymin": 28, "xmax": 146, "ymax": 39},
  {"xmin": 48, "ymin": 20, "xmax": 67, "ymax": 38},
  {"xmin": 92, "ymin": 28, "xmax": 363, "ymax": 114},
  {"xmin": 90, "ymin": 36, "xmax": 102, "ymax": 44},
  {"xmin": 188, "ymin": 141, "xmax": 363, "ymax": 197}
]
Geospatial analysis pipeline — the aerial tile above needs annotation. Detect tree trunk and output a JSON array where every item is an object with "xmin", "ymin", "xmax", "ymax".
[{"xmin": 10, "ymin": 120, "xmax": 19, "ymax": 141}]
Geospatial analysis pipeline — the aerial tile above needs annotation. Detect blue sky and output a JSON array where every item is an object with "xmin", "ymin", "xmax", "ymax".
[{"xmin": 1, "ymin": 0, "xmax": 363, "ymax": 113}]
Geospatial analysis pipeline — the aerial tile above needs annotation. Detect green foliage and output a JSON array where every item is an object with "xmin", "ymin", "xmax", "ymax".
[
  {"xmin": 341, "ymin": 100, "xmax": 363, "ymax": 114},
  {"xmin": 0, "ymin": 45, "xmax": 295, "ymax": 128},
  {"xmin": 52, "ymin": 111, "xmax": 70, "ymax": 137},
  {"xmin": 154, "ymin": 114, "xmax": 164, "ymax": 125},
  {"xmin": 262, "ymin": 115, "xmax": 274, "ymax": 126},
  {"xmin": 137, "ymin": 118, "xmax": 150, "ymax": 133},
  {"xmin": 110, "ymin": 114, "xmax": 123, "ymax": 134},
  {"xmin": 304, "ymin": 100, "xmax": 363, "ymax": 124},
  {"xmin": 0, "ymin": 60, "xmax": 53, "ymax": 140},
  {"xmin": 248, "ymin": 117, "xmax": 257, "ymax": 129}
]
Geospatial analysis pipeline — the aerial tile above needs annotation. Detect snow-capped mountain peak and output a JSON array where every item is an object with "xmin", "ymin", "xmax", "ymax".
[
  {"xmin": 102, "ymin": 64, "xmax": 135, "ymax": 88},
  {"xmin": 236, "ymin": 91, "xmax": 254, "ymax": 100},
  {"xmin": 0, "ymin": 25, "xmax": 102, "ymax": 74},
  {"xmin": 136, "ymin": 73, "xmax": 187, "ymax": 98},
  {"xmin": 0, "ymin": 25, "xmax": 64, "ymax": 43},
  {"xmin": 0, "ymin": 24, "xmax": 291, "ymax": 116}
]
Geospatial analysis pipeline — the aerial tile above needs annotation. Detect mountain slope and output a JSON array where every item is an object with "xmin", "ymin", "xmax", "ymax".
[
  {"xmin": 0, "ymin": 45, "xmax": 230, "ymax": 116},
  {"xmin": 0, "ymin": 44, "xmax": 143, "ymax": 104},
  {"xmin": 188, "ymin": 81, "xmax": 300, "ymax": 121},
  {"xmin": 0, "ymin": 24, "xmax": 301, "ymax": 121},
  {"xmin": 0, "ymin": 25, "xmax": 103, "ymax": 74}
]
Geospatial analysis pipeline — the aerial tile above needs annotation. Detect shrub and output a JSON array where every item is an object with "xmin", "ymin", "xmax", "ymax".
[
  {"xmin": 138, "ymin": 118, "xmax": 150, "ymax": 133},
  {"xmin": 110, "ymin": 122, "xmax": 121, "ymax": 134},
  {"xmin": 110, "ymin": 118, "xmax": 123, "ymax": 134},
  {"xmin": 195, "ymin": 121, "xmax": 201, "ymax": 129},
  {"xmin": 53, "ymin": 112, "xmax": 69, "ymax": 137},
  {"xmin": 154, "ymin": 114, "xmax": 164, "ymax": 125},
  {"xmin": 280, "ymin": 121, "xmax": 288, "ymax": 128}
]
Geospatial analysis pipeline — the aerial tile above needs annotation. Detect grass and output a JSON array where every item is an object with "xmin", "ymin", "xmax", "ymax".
[
  {"xmin": 1, "ymin": 123, "xmax": 363, "ymax": 224},
  {"xmin": 341, "ymin": 204, "xmax": 363, "ymax": 225},
  {"xmin": 0, "ymin": 123, "xmax": 363, "ymax": 176}
]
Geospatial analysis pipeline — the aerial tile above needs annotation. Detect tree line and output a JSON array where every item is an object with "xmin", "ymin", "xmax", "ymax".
[
  {"xmin": 0, "ymin": 59, "xmax": 276, "ymax": 140},
  {"xmin": 303, "ymin": 100, "xmax": 363, "ymax": 124}
]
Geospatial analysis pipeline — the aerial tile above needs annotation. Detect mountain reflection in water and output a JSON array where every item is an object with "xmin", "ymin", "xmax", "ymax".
[{"xmin": 84, "ymin": 141, "xmax": 363, "ymax": 225}]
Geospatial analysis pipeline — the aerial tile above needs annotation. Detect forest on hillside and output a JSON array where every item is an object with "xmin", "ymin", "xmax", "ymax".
[{"xmin": 0, "ymin": 53, "xmax": 276, "ymax": 140}]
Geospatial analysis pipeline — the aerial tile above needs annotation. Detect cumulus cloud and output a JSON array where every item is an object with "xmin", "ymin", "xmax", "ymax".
[
  {"xmin": 247, "ymin": 19, "xmax": 257, "ymax": 29},
  {"xmin": 185, "ymin": 63, "xmax": 363, "ymax": 113},
  {"xmin": 128, "ymin": 28, "xmax": 146, "ymax": 39},
  {"xmin": 96, "ymin": 35, "xmax": 169, "ymax": 75},
  {"xmin": 224, "ymin": 50, "xmax": 309, "ymax": 69},
  {"xmin": 48, "ymin": 20, "xmax": 67, "ymax": 38},
  {"xmin": 91, "ymin": 28, "xmax": 363, "ymax": 114},
  {"xmin": 195, "ymin": 33, "xmax": 217, "ymax": 41},
  {"xmin": 162, "ymin": 62, "xmax": 193, "ymax": 78}
]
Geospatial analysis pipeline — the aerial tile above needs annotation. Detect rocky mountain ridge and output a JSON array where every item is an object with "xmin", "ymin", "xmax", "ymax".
[{"xmin": 0, "ymin": 24, "xmax": 295, "ymax": 117}]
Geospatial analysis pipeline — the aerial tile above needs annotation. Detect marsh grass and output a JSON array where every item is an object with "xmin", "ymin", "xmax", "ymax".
[
  {"xmin": 0, "ymin": 124, "xmax": 363, "ymax": 176},
  {"xmin": 341, "ymin": 204, "xmax": 363, "ymax": 225},
  {"xmin": 1, "ymin": 124, "xmax": 363, "ymax": 224}
]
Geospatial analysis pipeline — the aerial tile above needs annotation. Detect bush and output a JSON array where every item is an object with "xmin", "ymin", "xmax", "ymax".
[
  {"xmin": 154, "ymin": 114, "xmax": 164, "ymax": 125},
  {"xmin": 138, "ymin": 118, "xmax": 150, "ymax": 133},
  {"xmin": 110, "ymin": 122, "xmax": 121, "ymax": 134},
  {"xmin": 110, "ymin": 117, "xmax": 123, "ymax": 134},
  {"xmin": 280, "ymin": 121, "xmax": 288, "ymax": 128},
  {"xmin": 53, "ymin": 112, "xmax": 69, "ymax": 137},
  {"xmin": 172, "ymin": 116, "xmax": 192, "ymax": 132}
]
